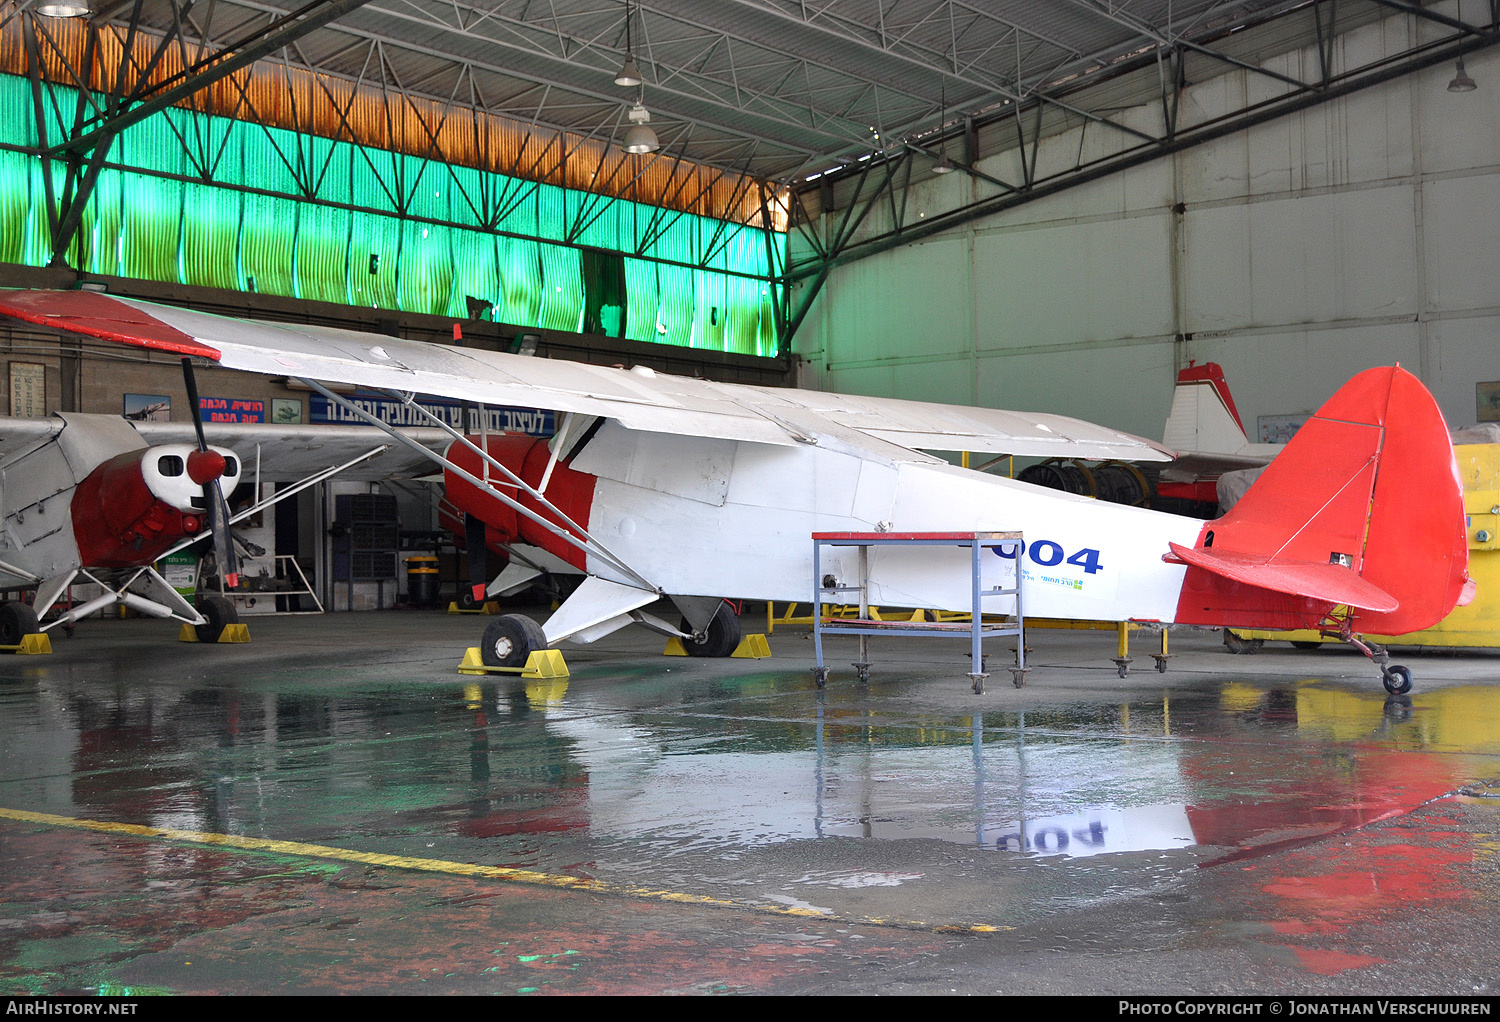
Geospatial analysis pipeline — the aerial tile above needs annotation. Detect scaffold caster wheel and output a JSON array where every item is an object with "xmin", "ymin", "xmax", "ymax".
[
  {"xmin": 1010, "ymin": 668, "xmax": 1029, "ymax": 689},
  {"xmin": 813, "ymin": 666, "xmax": 829, "ymax": 689},
  {"xmin": 1152, "ymin": 655, "xmax": 1170, "ymax": 674},
  {"xmin": 1382, "ymin": 665, "xmax": 1413, "ymax": 695},
  {"xmin": 970, "ymin": 674, "xmax": 986, "ymax": 695},
  {"xmin": 1113, "ymin": 657, "xmax": 1131, "ymax": 679},
  {"xmin": 853, "ymin": 662, "xmax": 870, "ymax": 683}
]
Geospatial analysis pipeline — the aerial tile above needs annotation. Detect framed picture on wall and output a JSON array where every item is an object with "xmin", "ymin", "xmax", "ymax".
[
  {"xmin": 9, "ymin": 362, "xmax": 45, "ymax": 417},
  {"xmin": 271, "ymin": 398, "xmax": 303, "ymax": 424},
  {"xmin": 123, "ymin": 393, "xmax": 171, "ymax": 421},
  {"xmin": 1478, "ymin": 382, "xmax": 1500, "ymax": 423}
]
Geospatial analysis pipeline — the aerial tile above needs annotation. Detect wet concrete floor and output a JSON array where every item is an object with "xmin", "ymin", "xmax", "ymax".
[{"xmin": 1, "ymin": 607, "xmax": 1499, "ymax": 995}]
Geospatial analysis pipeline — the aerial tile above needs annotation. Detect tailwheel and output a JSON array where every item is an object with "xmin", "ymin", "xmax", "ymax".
[
  {"xmin": 480, "ymin": 614, "xmax": 547, "ymax": 668},
  {"xmin": 680, "ymin": 601, "xmax": 741, "ymax": 658},
  {"xmin": 1382, "ymin": 665, "xmax": 1413, "ymax": 696},
  {"xmin": 1336, "ymin": 628, "xmax": 1411, "ymax": 696}
]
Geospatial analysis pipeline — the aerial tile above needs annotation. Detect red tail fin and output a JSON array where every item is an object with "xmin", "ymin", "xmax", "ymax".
[{"xmin": 1171, "ymin": 366, "xmax": 1468, "ymax": 633}]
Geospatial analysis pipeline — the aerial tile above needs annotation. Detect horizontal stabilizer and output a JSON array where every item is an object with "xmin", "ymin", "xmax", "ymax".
[{"xmin": 1167, "ymin": 543, "xmax": 1398, "ymax": 612}]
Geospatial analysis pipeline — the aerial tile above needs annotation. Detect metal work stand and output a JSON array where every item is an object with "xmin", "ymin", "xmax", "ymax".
[{"xmin": 811, "ymin": 531, "xmax": 1026, "ymax": 694}]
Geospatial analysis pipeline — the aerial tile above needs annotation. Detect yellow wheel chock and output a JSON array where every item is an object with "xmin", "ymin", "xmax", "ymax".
[
  {"xmin": 0, "ymin": 633, "xmax": 51, "ymax": 654},
  {"xmin": 664, "ymin": 634, "xmax": 771, "ymax": 658},
  {"xmin": 457, "ymin": 647, "xmax": 569, "ymax": 678},
  {"xmin": 447, "ymin": 601, "xmax": 501, "ymax": 615},
  {"xmin": 177, "ymin": 623, "xmax": 251, "ymax": 643}
]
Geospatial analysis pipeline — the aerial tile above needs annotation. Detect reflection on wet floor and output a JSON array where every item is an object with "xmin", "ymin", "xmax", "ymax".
[
  {"xmin": 6, "ymin": 660, "xmax": 1500, "ymax": 874},
  {"xmin": 5, "ymin": 619, "xmax": 1500, "ymax": 993}
]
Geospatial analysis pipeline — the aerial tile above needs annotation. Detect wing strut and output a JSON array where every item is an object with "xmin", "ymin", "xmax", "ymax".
[
  {"xmin": 150, "ymin": 444, "xmax": 394, "ymax": 566},
  {"xmin": 302, "ymin": 381, "xmax": 656, "ymax": 593}
]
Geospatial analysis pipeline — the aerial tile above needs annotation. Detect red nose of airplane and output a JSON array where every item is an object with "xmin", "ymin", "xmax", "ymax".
[{"xmin": 186, "ymin": 449, "xmax": 227, "ymax": 485}]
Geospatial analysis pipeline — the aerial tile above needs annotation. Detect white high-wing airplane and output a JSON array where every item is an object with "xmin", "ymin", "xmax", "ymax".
[
  {"xmin": 0, "ymin": 290, "xmax": 1472, "ymax": 693},
  {"xmin": 0, "ymin": 405, "xmax": 446, "ymax": 645}
]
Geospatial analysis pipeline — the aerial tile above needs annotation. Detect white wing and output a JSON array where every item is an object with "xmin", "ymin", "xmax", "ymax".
[
  {"xmin": 0, "ymin": 415, "xmax": 447, "ymax": 482},
  {"xmin": 0, "ymin": 291, "xmax": 1175, "ymax": 463},
  {"xmin": 132, "ymin": 422, "xmax": 452, "ymax": 482}
]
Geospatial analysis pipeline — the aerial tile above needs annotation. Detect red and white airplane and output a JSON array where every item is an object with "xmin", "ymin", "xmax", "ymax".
[
  {"xmin": 0, "ymin": 395, "xmax": 444, "ymax": 646},
  {"xmin": 0, "ymin": 409, "xmax": 244, "ymax": 645},
  {"xmin": 1154, "ymin": 360, "xmax": 1283, "ymax": 508},
  {"xmin": 0, "ymin": 290, "xmax": 1472, "ymax": 693}
]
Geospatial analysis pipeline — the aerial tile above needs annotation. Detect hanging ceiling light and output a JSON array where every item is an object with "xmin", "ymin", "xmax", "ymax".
[
  {"xmin": 1449, "ymin": 1, "xmax": 1477, "ymax": 92},
  {"xmin": 615, "ymin": 56, "xmax": 643, "ymax": 88},
  {"xmin": 931, "ymin": 74, "xmax": 955, "ymax": 174},
  {"xmin": 615, "ymin": 0, "xmax": 643, "ymax": 87},
  {"xmin": 623, "ymin": 102, "xmax": 659, "ymax": 154},
  {"xmin": 35, "ymin": 0, "xmax": 90, "ymax": 15},
  {"xmin": 1448, "ymin": 56, "xmax": 1477, "ymax": 92}
]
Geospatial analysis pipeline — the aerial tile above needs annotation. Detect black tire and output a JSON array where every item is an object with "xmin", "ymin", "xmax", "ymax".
[
  {"xmin": 194, "ymin": 595, "xmax": 238, "ymax": 643},
  {"xmin": 1223, "ymin": 630, "xmax": 1264, "ymax": 655},
  {"xmin": 480, "ymin": 614, "xmax": 547, "ymax": 668},
  {"xmin": 0, "ymin": 602, "xmax": 39, "ymax": 645},
  {"xmin": 1382, "ymin": 665, "xmax": 1414, "ymax": 695},
  {"xmin": 1290, "ymin": 641, "xmax": 1324, "ymax": 650},
  {"xmin": 680, "ymin": 602, "xmax": 741, "ymax": 658}
]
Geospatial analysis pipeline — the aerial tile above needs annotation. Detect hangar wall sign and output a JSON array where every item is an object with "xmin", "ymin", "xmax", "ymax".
[
  {"xmin": 310, "ymin": 392, "xmax": 554, "ymax": 436},
  {"xmin": 200, "ymin": 397, "xmax": 265, "ymax": 423}
]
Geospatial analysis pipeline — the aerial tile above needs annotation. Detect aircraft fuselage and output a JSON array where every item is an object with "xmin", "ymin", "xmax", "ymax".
[{"xmin": 444, "ymin": 423, "xmax": 1210, "ymax": 624}]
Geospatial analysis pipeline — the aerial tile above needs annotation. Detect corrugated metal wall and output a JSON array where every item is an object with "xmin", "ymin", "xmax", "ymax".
[
  {"xmin": 799, "ymin": 9, "xmax": 1500, "ymax": 436},
  {"xmin": 0, "ymin": 71, "xmax": 786, "ymax": 357}
]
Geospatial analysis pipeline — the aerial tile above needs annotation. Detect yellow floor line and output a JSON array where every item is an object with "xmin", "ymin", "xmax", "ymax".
[{"xmin": 0, "ymin": 806, "xmax": 1005, "ymax": 935}]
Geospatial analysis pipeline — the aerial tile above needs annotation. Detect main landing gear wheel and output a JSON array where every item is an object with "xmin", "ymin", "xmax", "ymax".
[
  {"xmin": 0, "ymin": 602, "xmax": 38, "ymax": 645},
  {"xmin": 680, "ymin": 602, "xmax": 741, "ymax": 658},
  {"xmin": 1223, "ymin": 630, "xmax": 1264, "ymax": 654},
  {"xmin": 1382, "ymin": 665, "xmax": 1413, "ymax": 696},
  {"xmin": 480, "ymin": 614, "xmax": 547, "ymax": 669},
  {"xmin": 194, "ymin": 595, "xmax": 238, "ymax": 643}
]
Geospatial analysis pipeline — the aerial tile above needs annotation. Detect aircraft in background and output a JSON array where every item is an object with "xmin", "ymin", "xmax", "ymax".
[
  {"xmin": 0, "ymin": 402, "xmax": 245, "ymax": 645},
  {"xmin": 1154, "ymin": 361, "xmax": 1283, "ymax": 509},
  {"xmin": 0, "ymin": 403, "xmax": 447, "ymax": 645},
  {"xmin": 1016, "ymin": 361, "xmax": 1278, "ymax": 516},
  {"xmin": 0, "ymin": 290, "xmax": 1472, "ymax": 694}
]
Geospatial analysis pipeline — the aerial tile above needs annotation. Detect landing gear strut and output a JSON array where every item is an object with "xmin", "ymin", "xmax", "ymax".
[{"xmin": 1338, "ymin": 626, "xmax": 1413, "ymax": 694}]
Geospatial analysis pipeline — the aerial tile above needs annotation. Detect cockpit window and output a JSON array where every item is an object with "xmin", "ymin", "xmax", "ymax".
[{"xmin": 157, "ymin": 455, "xmax": 185, "ymax": 477}]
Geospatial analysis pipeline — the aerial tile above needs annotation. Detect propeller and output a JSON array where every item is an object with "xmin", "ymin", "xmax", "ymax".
[{"xmin": 180, "ymin": 357, "xmax": 240, "ymax": 589}]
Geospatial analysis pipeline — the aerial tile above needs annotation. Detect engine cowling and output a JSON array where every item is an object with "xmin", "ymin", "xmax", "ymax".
[
  {"xmin": 441, "ymin": 434, "xmax": 596, "ymax": 571},
  {"xmin": 70, "ymin": 444, "xmax": 241, "ymax": 568}
]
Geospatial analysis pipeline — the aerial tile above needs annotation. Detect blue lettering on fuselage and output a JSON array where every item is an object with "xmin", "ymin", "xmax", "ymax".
[{"xmin": 995, "ymin": 539, "xmax": 1104, "ymax": 575}]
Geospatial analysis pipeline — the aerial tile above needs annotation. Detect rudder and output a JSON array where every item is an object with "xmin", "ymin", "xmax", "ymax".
[{"xmin": 1170, "ymin": 365, "xmax": 1468, "ymax": 634}]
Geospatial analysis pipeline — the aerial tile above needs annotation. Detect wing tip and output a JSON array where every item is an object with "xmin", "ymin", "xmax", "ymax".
[{"xmin": 0, "ymin": 290, "xmax": 221, "ymax": 361}]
